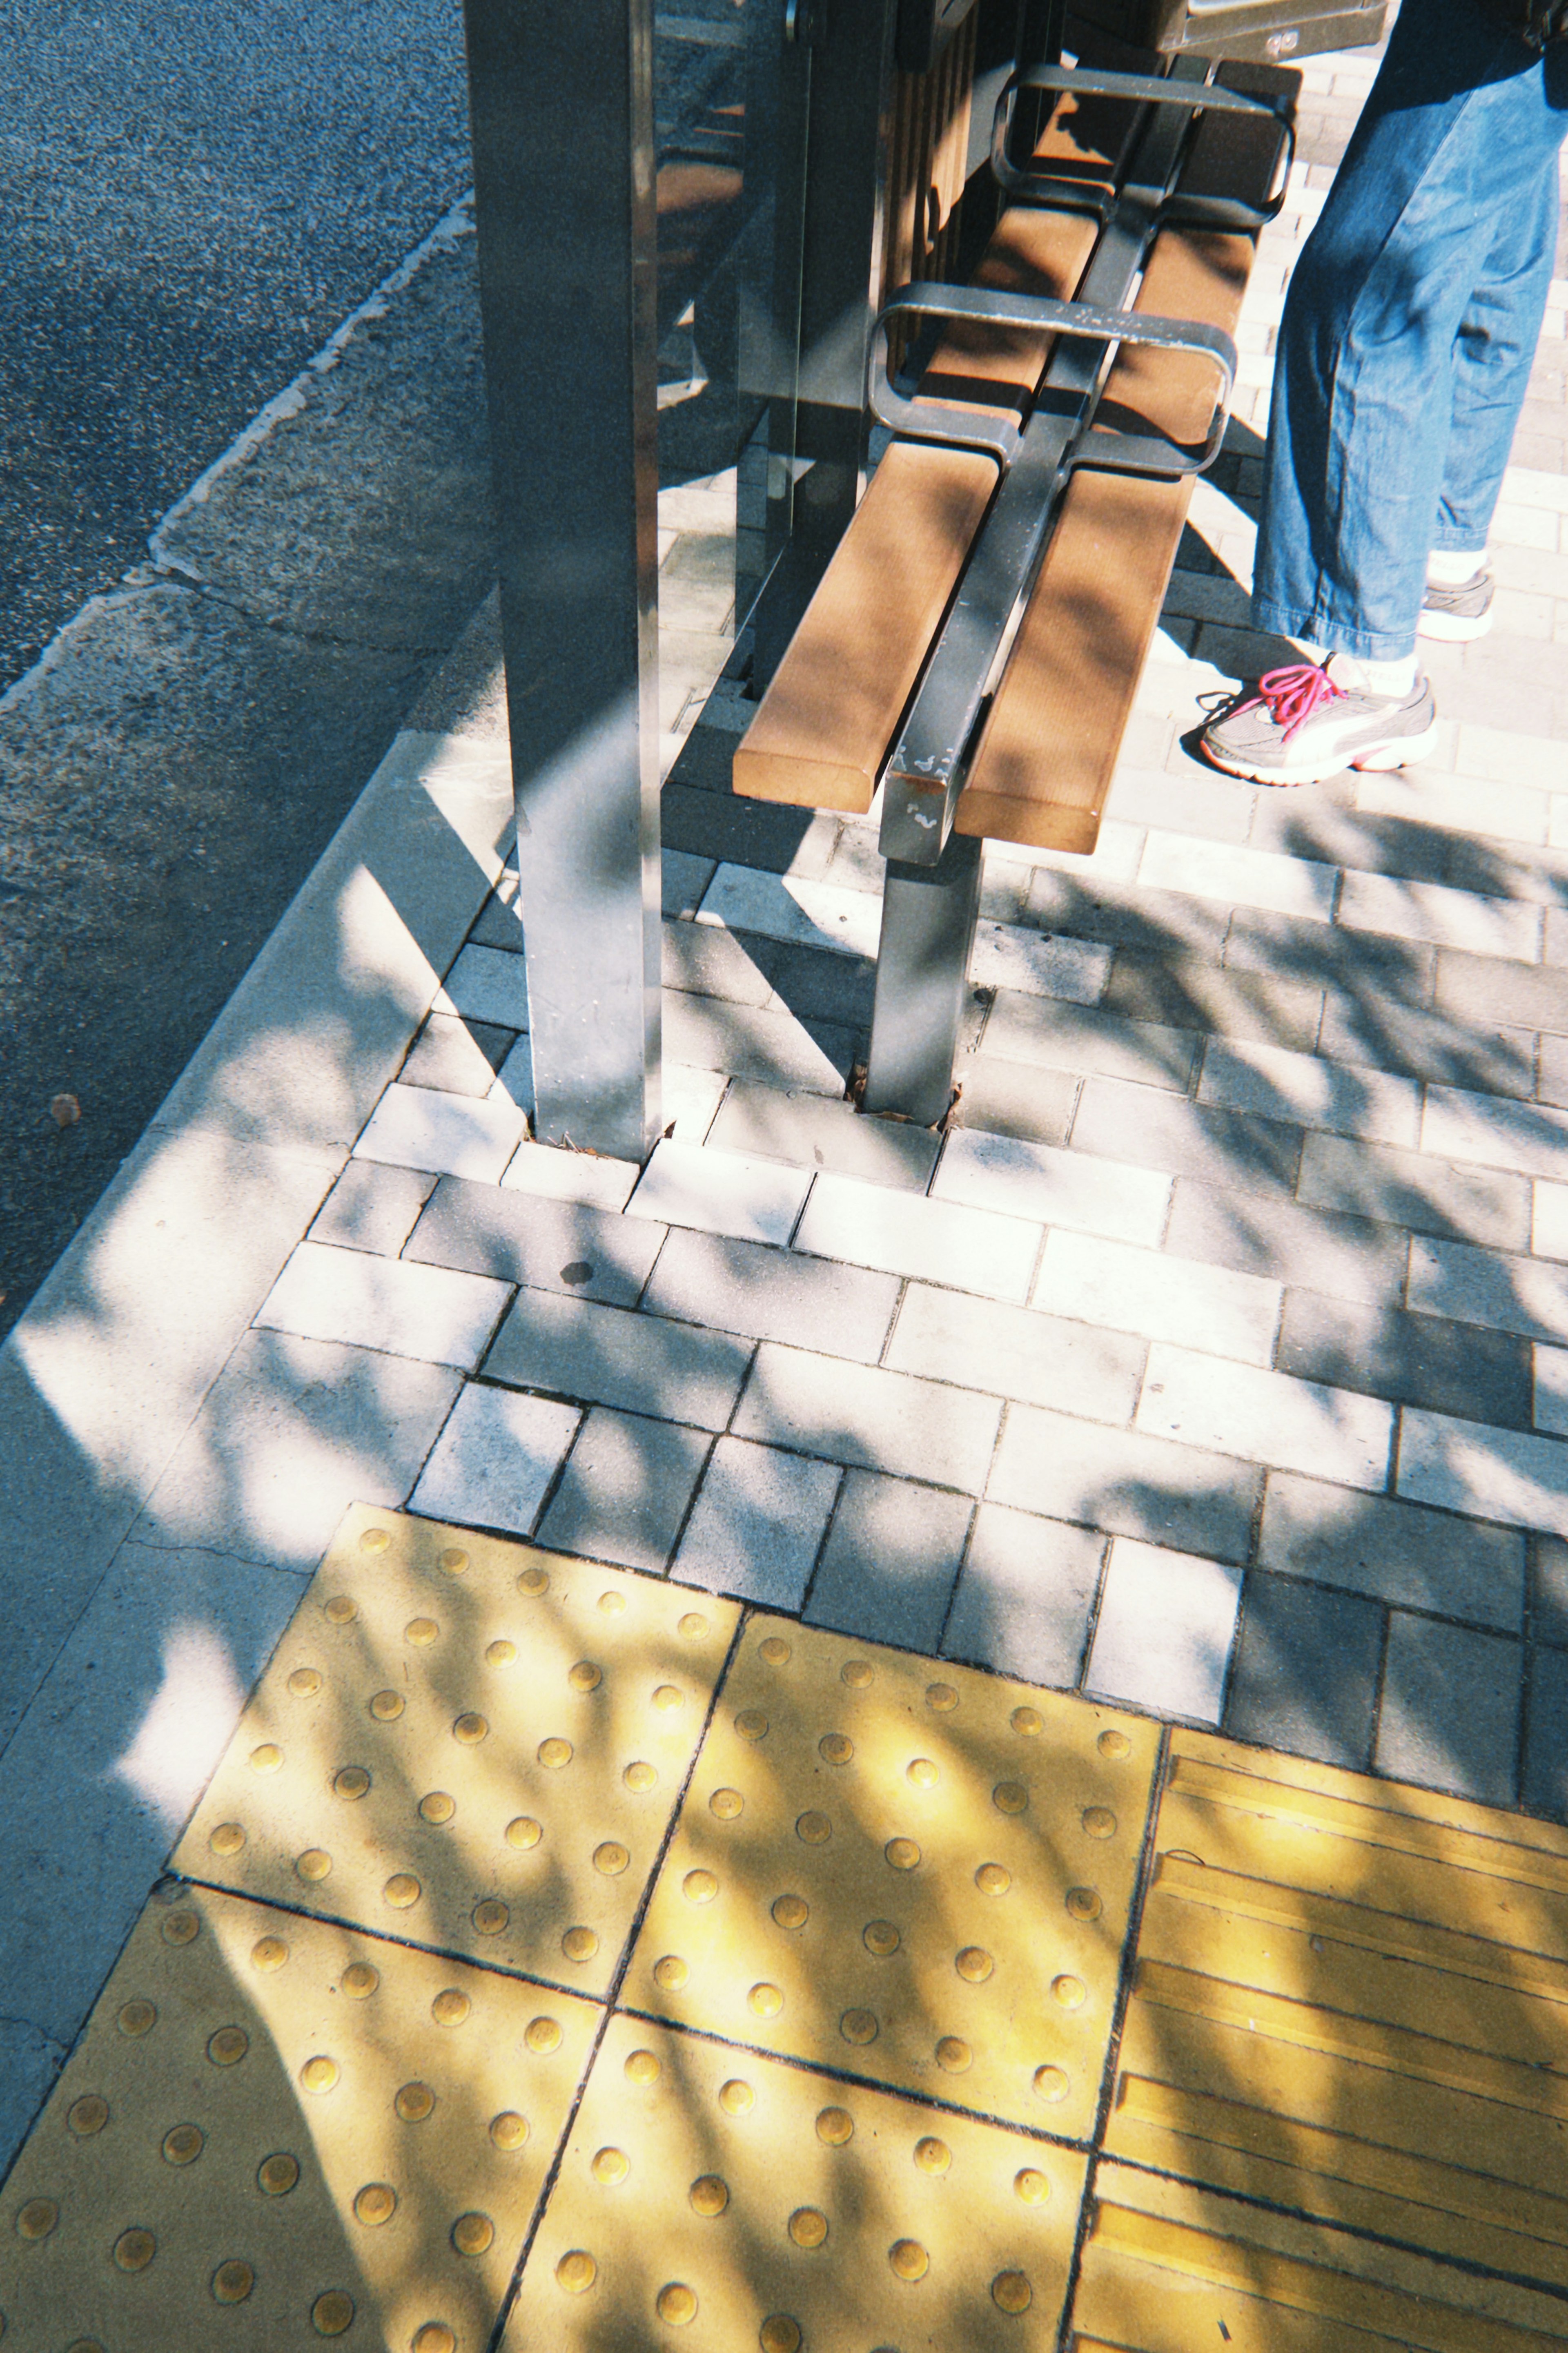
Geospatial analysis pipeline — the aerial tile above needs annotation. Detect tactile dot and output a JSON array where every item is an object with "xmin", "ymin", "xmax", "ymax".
[
  {"xmin": 208, "ymin": 2027, "xmax": 248, "ymax": 2067},
  {"xmin": 506, "ymin": 1816, "xmax": 543, "ymax": 1849},
  {"xmin": 993, "ymin": 2270, "xmax": 1033, "ymax": 2313},
  {"xmin": 432, "ymin": 1988, "xmax": 472, "ymax": 2026},
  {"xmin": 209, "ymin": 1822, "xmax": 245, "ymax": 1857},
  {"xmin": 369, "ymin": 1691, "xmax": 404, "ymax": 1722},
  {"xmin": 885, "ymin": 1837, "xmax": 920, "ymax": 1871},
  {"xmin": 68, "ymin": 2094, "xmax": 109, "ymax": 2137},
  {"xmin": 312, "ymin": 2290, "xmax": 355, "ymax": 2335},
  {"xmin": 625, "ymin": 2049, "xmax": 661, "ymax": 2085},
  {"xmin": 1065, "ymin": 1885, "xmax": 1102, "ymax": 1920},
  {"xmin": 788, "ymin": 2206, "xmax": 828, "ymax": 2248},
  {"xmin": 889, "ymin": 2239, "xmax": 929, "ymax": 2281},
  {"xmin": 539, "ymin": 1737, "xmax": 573, "ymax": 1769},
  {"xmin": 956, "ymin": 1946, "xmax": 994, "ymax": 1983},
  {"xmin": 342, "ymin": 1962, "xmax": 379, "ymax": 1997},
  {"xmin": 772, "ymin": 1894, "xmax": 809, "ymax": 1929},
  {"xmin": 406, "ymin": 1617, "xmax": 439, "ymax": 1647},
  {"xmin": 526, "ymin": 2016, "xmax": 563, "ymax": 2054},
  {"xmin": 1014, "ymin": 2168, "xmax": 1049, "ymax": 2205},
  {"xmin": 453, "ymin": 2211, "xmax": 494, "ymax": 2256},
  {"xmin": 295, "ymin": 1848, "xmax": 332, "ymax": 1883},
  {"xmin": 761, "ymin": 2320, "xmax": 802, "ymax": 2353},
  {"xmin": 818, "ymin": 1732, "xmax": 854, "ymax": 1765},
  {"xmin": 976, "ymin": 1862, "xmax": 1011, "ymax": 1896},
  {"xmin": 258, "ymin": 2152, "xmax": 300, "ymax": 2194},
  {"xmin": 161, "ymin": 1909, "xmax": 199, "ymax": 1945},
  {"xmin": 748, "ymin": 1982, "xmax": 783, "ymax": 2017},
  {"xmin": 993, "ymin": 1780, "xmax": 1028, "ymax": 1815},
  {"xmin": 354, "ymin": 2182, "xmax": 397, "ymax": 2226},
  {"xmin": 562, "ymin": 1926, "xmax": 599, "ymax": 1962},
  {"xmin": 439, "ymin": 1546, "xmax": 469, "ymax": 1575},
  {"xmin": 118, "ymin": 2000, "xmax": 156, "ymax": 2038},
  {"xmin": 163, "ymin": 2124, "xmax": 203, "ymax": 2166},
  {"xmin": 17, "ymin": 2200, "xmax": 58, "ymax": 2241},
  {"xmin": 690, "ymin": 2174, "xmax": 728, "ymax": 2215},
  {"xmin": 718, "ymin": 2079, "xmax": 754, "ymax": 2115},
  {"xmin": 592, "ymin": 2147, "xmax": 630, "ymax": 2186},
  {"xmin": 324, "ymin": 1595, "xmax": 357, "ymax": 1625},
  {"xmin": 288, "ymin": 1667, "xmax": 323, "ymax": 1697},
  {"xmin": 113, "ymin": 2228, "xmax": 156, "ymax": 2272},
  {"xmin": 936, "ymin": 2037, "xmax": 972, "ymax": 2073},
  {"xmin": 926, "ymin": 1682, "xmax": 958, "ymax": 1711},
  {"xmin": 841, "ymin": 1658, "xmax": 873, "ymax": 1687},
  {"xmin": 657, "ymin": 2283, "xmax": 698, "ymax": 2325},
  {"xmin": 473, "ymin": 1900, "xmax": 510, "ymax": 1936},
  {"xmin": 419, "ymin": 1791, "xmax": 457, "ymax": 1825},
  {"xmin": 710, "ymin": 1786, "xmax": 744, "ymax": 1820},
  {"xmin": 654, "ymin": 1955, "xmax": 689, "ymax": 1990},
  {"xmin": 334, "ymin": 1766, "xmax": 371, "ymax": 1801},
  {"xmin": 906, "ymin": 1757, "xmax": 939, "ymax": 1788},
  {"xmin": 359, "ymin": 1527, "xmax": 391, "ymax": 1554},
  {"xmin": 815, "ymin": 2106, "xmax": 853, "ymax": 2145},
  {"xmin": 384, "ymin": 1873, "xmax": 421, "ymax": 1909},
  {"xmin": 796, "ymin": 1810, "xmax": 832, "ymax": 1844},
  {"xmin": 212, "ymin": 2259, "xmax": 255, "ymax": 2303},
  {"xmin": 453, "ymin": 1711, "xmax": 488, "ymax": 1744},
  {"xmin": 1082, "ymin": 1806, "xmax": 1117, "ymax": 1839},
  {"xmin": 1052, "ymin": 1973, "xmax": 1087, "ymax": 2009},
  {"xmin": 396, "ymin": 2083, "xmax": 437, "ymax": 2121},
  {"xmin": 840, "ymin": 2008, "xmax": 878, "ymax": 2045},
  {"xmin": 557, "ymin": 2251, "xmax": 596, "ymax": 2293},
  {"xmin": 757, "ymin": 1636, "xmax": 791, "ymax": 1666},
  {"xmin": 413, "ymin": 2326, "xmax": 455, "ymax": 2353},
  {"xmin": 301, "ymin": 2054, "xmax": 340, "ymax": 2093},
  {"xmin": 1032, "ymin": 2065, "xmax": 1069, "ymax": 2103},
  {"xmin": 518, "ymin": 1566, "xmax": 550, "ymax": 1596},
  {"xmin": 1098, "ymin": 1727, "xmax": 1131, "ymax": 1758},
  {"xmin": 735, "ymin": 1709, "xmax": 769, "ymax": 1742},
  {"xmin": 570, "ymin": 1661, "xmax": 603, "ymax": 1691},
  {"xmin": 625, "ymin": 1762, "xmax": 659, "ymax": 1793},
  {"xmin": 684, "ymin": 1869, "xmax": 719, "ymax": 1904},
  {"xmin": 1010, "ymin": 1705, "xmax": 1043, "ymax": 1737},
  {"xmin": 594, "ymin": 1841, "xmax": 630, "ymax": 1876},
  {"xmin": 600, "ymin": 1591, "xmax": 628, "ymax": 1617},
  {"xmin": 486, "ymin": 1640, "xmax": 517, "ymax": 1667},
  {"xmin": 678, "ymin": 1612, "xmax": 708, "ymax": 1638},
  {"xmin": 491, "ymin": 2110, "xmax": 529, "ymax": 2150},
  {"xmin": 863, "ymin": 1919, "xmax": 900, "ymax": 1957}
]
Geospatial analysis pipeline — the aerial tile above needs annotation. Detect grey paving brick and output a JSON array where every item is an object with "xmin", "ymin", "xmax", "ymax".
[
  {"xmin": 1199, "ymin": 1039, "xmax": 1422, "ymax": 1149},
  {"xmin": 1422, "ymin": 1084, "xmax": 1568, "ymax": 1181},
  {"xmin": 1435, "ymin": 946, "xmax": 1568, "ymax": 1036},
  {"xmin": 1538, "ymin": 1034, "xmax": 1568, "ymax": 1110},
  {"xmin": 951, "ymin": 1055, "xmax": 1078, "ymax": 1147},
  {"xmin": 408, "ymin": 1381, "xmax": 581, "ymax": 1537},
  {"xmin": 934, "ymin": 1128, "xmax": 1170, "ymax": 1245},
  {"xmin": 1523, "ymin": 1644, "xmax": 1568, "ymax": 1820},
  {"xmin": 664, "ymin": 722, "xmax": 735, "ymax": 794},
  {"xmin": 1139, "ymin": 1342, "xmax": 1392, "ymax": 1492},
  {"xmin": 1397, "ymin": 1406, "xmax": 1568, "ymax": 1539},
  {"xmin": 628, "ymin": 1138, "xmax": 811, "ymax": 1246},
  {"xmin": 1026, "ymin": 871, "xmax": 1229, "ymax": 961},
  {"xmin": 535, "ymin": 1405, "xmax": 712, "ymax": 1572},
  {"xmin": 765, "ymin": 940, "xmax": 880, "ymax": 1028},
  {"xmin": 674, "ymin": 1438, "xmax": 842, "ymax": 1610},
  {"xmin": 441, "ymin": 942, "xmax": 530, "ymax": 1030},
  {"xmin": 405, "ymin": 1177, "xmax": 664, "ymax": 1308},
  {"xmin": 1223, "ymin": 906, "xmax": 1436, "ymax": 999},
  {"xmin": 664, "ymin": 990, "xmax": 857, "ymax": 1093},
  {"xmin": 795, "ymin": 1171, "xmax": 1041, "ymax": 1303},
  {"xmin": 1105, "ymin": 761, "xmax": 1256, "ymax": 844},
  {"xmin": 662, "ymin": 917, "xmax": 775, "ymax": 1006},
  {"xmin": 354, "ymin": 1084, "xmax": 528, "ymax": 1185},
  {"xmin": 466, "ymin": 887, "xmax": 526, "ymax": 953},
  {"xmin": 942, "ymin": 1505, "xmax": 1104, "ymax": 1686},
  {"xmin": 1408, "ymin": 1233, "xmax": 1568, "ymax": 1345},
  {"xmin": 734, "ymin": 1344, "xmax": 1002, "ymax": 1492},
  {"xmin": 662, "ymin": 849, "xmax": 717, "ymax": 919},
  {"xmin": 1316, "ymin": 995, "xmax": 1536, "ymax": 1100},
  {"xmin": 1225, "ymin": 1571, "xmax": 1383, "ymax": 1769},
  {"xmin": 1532, "ymin": 1534, "xmax": 1568, "ymax": 1646},
  {"xmin": 1375, "ymin": 1614, "xmax": 1521, "ymax": 1805},
  {"xmin": 401, "ymin": 1013, "xmax": 518, "ymax": 1097},
  {"xmin": 987, "ymin": 1403, "xmax": 1261, "ymax": 1563},
  {"xmin": 1101, "ymin": 951, "xmax": 1323, "ymax": 1052},
  {"xmin": 805, "ymin": 1470, "xmax": 972, "ymax": 1650},
  {"xmin": 1294, "ymin": 1132, "xmax": 1531, "ymax": 1252},
  {"xmin": 1276, "ymin": 1290, "xmax": 1533, "ymax": 1427},
  {"xmin": 981, "ymin": 994, "xmax": 1200, "ymax": 1093},
  {"xmin": 641, "ymin": 1227, "xmax": 899, "ymax": 1365},
  {"xmin": 309, "ymin": 1159, "xmax": 435, "ymax": 1257},
  {"xmin": 662, "ymin": 781, "xmax": 839, "ymax": 879},
  {"xmin": 1071, "ymin": 1078, "xmax": 1303, "ymax": 1198},
  {"xmin": 484, "ymin": 1289, "xmax": 752, "ymax": 1432},
  {"xmin": 1085, "ymin": 1537, "xmax": 1243, "ymax": 1725},
  {"xmin": 709, "ymin": 1080, "xmax": 938, "ymax": 1191},
  {"xmin": 886, "ymin": 1284, "xmax": 1145, "ymax": 1422},
  {"xmin": 1163, "ymin": 1180, "xmax": 1406, "ymax": 1305},
  {"xmin": 256, "ymin": 1240, "xmax": 512, "ymax": 1371}
]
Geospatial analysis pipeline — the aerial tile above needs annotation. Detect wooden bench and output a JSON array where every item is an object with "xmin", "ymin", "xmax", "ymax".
[{"xmin": 732, "ymin": 50, "xmax": 1294, "ymax": 1120}]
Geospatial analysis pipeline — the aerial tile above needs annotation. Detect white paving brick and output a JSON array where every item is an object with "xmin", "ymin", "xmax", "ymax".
[
  {"xmin": 1398, "ymin": 1407, "xmax": 1568, "ymax": 1537},
  {"xmin": 933, "ymin": 1130, "xmax": 1171, "ymax": 1246},
  {"xmin": 256, "ymin": 1242, "xmax": 511, "ymax": 1370},
  {"xmin": 1200, "ymin": 1039, "xmax": 1422, "ymax": 1148},
  {"xmin": 794, "ymin": 1170, "xmax": 1042, "ymax": 1303},
  {"xmin": 1352, "ymin": 769, "xmax": 1549, "ymax": 848},
  {"xmin": 501, "ymin": 1139, "xmax": 641, "ymax": 1212},
  {"xmin": 1534, "ymin": 1180, "xmax": 1568, "ymax": 1260},
  {"xmin": 970, "ymin": 923, "xmax": 1111, "ymax": 1006},
  {"xmin": 353, "ymin": 1084, "xmax": 528, "ymax": 1184},
  {"xmin": 626, "ymin": 1138, "xmax": 810, "ymax": 1246},
  {"xmin": 1335, "ymin": 870, "xmax": 1543, "ymax": 962},
  {"xmin": 1535, "ymin": 1344, "xmax": 1568, "ymax": 1435},
  {"xmin": 1136, "ymin": 1340, "xmax": 1393, "ymax": 1492},
  {"xmin": 1423, "ymin": 1086, "xmax": 1568, "ymax": 1180},
  {"xmin": 409, "ymin": 1383, "xmax": 581, "ymax": 1535},
  {"xmin": 663, "ymin": 1063, "xmax": 728, "ymax": 1145},
  {"xmin": 1084, "ymin": 1537, "xmax": 1242, "ymax": 1725},
  {"xmin": 1408, "ymin": 1234, "xmax": 1568, "ymax": 1345},
  {"xmin": 1137, "ymin": 832, "xmax": 1337, "ymax": 920},
  {"xmin": 697, "ymin": 865, "xmax": 881, "ymax": 960},
  {"xmin": 1032, "ymin": 1229, "xmax": 1281, "ymax": 1365},
  {"xmin": 489, "ymin": 1034, "xmax": 532, "ymax": 1112},
  {"xmin": 734, "ymin": 1343, "xmax": 1002, "ymax": 1491},
  {"xmin": 437, "ymin": 942, "xmax": 529, "ymax": 1028}
]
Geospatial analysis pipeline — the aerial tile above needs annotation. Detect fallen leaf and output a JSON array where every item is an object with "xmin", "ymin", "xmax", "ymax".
[{"xmin": 49, "ymin": 1093, "xmax": 81, "ymax": 1127}]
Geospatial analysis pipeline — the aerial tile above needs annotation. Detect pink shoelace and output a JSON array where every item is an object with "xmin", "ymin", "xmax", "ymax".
[{"xmin": 1234, "ymin": 662, "xmax": 1344, "ymax": 744}]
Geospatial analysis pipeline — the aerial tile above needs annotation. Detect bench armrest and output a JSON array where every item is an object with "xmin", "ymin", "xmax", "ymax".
[
  {"xmin": 992, "ymin": 65, "xmax": 1295, "ymax": 229},
  {"xmin": 869, "ymin": 280, "xmax": 1237, "ymax": 475}
]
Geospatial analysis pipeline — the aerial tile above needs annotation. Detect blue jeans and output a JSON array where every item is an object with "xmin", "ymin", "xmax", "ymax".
[{"xmin": 1252, "ymin": 0, "xmax": 1568, "ymax": 660}]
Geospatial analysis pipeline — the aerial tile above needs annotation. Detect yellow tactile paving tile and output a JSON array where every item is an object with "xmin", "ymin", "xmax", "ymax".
[
  {"xmin": 621, "ymin": 1614, "xmax": 1160, "ymax": 2137},
  {"xmin": 1104, "ymin": 1731, "xmax": 1568, "ymax": 2294},
  {"xmin": 1071, "ymin": 2161, "xmax": 1568, "ymax": 2353},
  {"xmin": 176, "ymin": 1504, "xmax": 740, "ymax": 1996},
  {"xmin": 0, "ymin": 1880, "xmax": 598, "ymax": 2353},
  {"xmin": 503, "ymin": 2012, "xmax": 1087, "ymax": 2352}
]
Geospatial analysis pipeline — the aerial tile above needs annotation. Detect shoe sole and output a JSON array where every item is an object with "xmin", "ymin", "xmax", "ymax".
[
  {"xmin": 1417, "ymin": 607, "xmax": 1492, "ymax": 643},
  {"xmin": 1203, "ymin": 718, "xmax": 1440, "ymax": 788}
]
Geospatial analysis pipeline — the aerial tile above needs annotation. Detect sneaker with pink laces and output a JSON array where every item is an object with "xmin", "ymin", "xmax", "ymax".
[{"xmin": 1199, "ymin": 662, "xmax": 1438, "ymax": 787}]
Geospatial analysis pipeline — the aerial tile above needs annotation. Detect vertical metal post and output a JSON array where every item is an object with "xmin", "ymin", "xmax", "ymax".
[
  {"xmin": 461, "ymin": 0, "xmax": 661, "ymax": 1160},
  {"xmin": 862, "ymin": 833, "xmax": 983, "ymax": 1126}
]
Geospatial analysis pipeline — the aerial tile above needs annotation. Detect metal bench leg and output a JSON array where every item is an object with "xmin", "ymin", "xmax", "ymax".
[{"xmin": 862, "ymin": 831, "xmax": 981, "ymax": 1126}]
